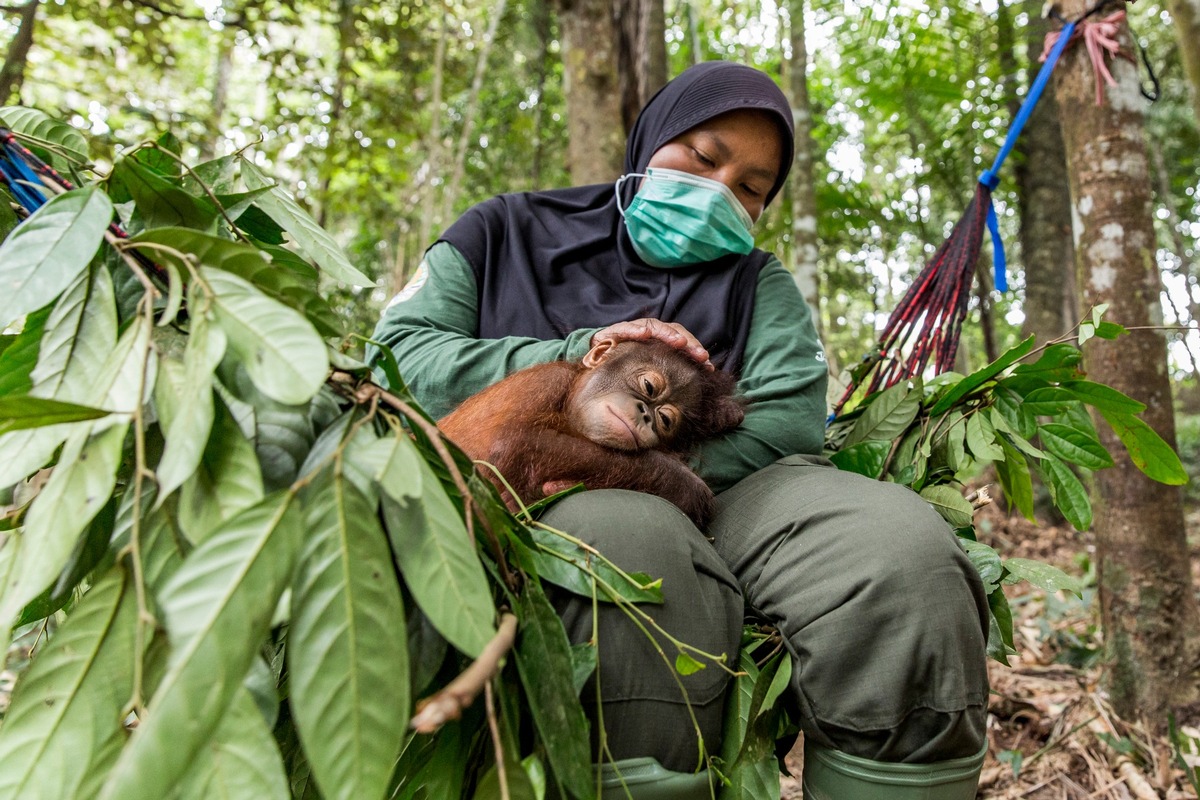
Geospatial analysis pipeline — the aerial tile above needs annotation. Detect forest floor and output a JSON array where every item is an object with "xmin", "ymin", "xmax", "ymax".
[{"xmin": 779, "ymin": 493, "xmax": 1200, "ymax": 800}]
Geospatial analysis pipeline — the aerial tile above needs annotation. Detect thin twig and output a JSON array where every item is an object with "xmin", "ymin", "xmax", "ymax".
[
  {"xmin": 484, "ymin": 681, "xmax": 510, "ymax": 800},
  {"xmin": 409, "ymin": 613, "xmax": 518, "ymax": 733},
  {"xmin": 105, "ymin": 232, "xmax": 160, "ymax": 299}
]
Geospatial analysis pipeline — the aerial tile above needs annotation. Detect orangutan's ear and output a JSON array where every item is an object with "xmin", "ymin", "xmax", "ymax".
[{"xmin": 581, "ymin": 339, "xmax": 616, "ymax": 369}]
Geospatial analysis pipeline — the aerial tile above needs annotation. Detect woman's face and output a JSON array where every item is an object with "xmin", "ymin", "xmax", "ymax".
[{"xmin": 645, "ymin": 108, "xmax": 785, "ymax": 224}]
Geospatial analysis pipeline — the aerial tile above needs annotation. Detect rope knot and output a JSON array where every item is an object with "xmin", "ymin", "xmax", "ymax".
[{"xmin": 1040, "ymin": 10, "xmax": 1133, "ymax": 106}]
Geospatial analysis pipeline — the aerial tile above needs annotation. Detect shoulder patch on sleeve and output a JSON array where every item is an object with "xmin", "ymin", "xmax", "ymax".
[{"xmin": 386, "ymin": 259, "xmax": 430, "ymax": 309}]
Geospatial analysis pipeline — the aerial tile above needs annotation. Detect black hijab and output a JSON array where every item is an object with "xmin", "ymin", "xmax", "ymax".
[{"xmin": 438, "ymin": 61, "xmax": 795, "ymax": 373}]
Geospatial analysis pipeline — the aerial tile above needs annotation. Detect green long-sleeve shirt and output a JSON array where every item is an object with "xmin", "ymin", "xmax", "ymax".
[{"xmin": 370, "ymin": 241, "xmax": 828, "ymax": 493}]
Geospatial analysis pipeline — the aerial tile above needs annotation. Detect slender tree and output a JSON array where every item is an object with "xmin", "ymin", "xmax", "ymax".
[
  {"xmin": 1054, "ymin": 0, "xmax": 1200, "ymax": 721},
  {"xmin": 615, "ymin": 0, "xmax": 667, "ymax": 133},
  {"xmin": 0, "ymin": 0, "xmax": 39, "ymax": 105},
  {"xmin": 1166, "ymin": 0, "xmax": 1200, "ymax": 124},
  {"xmin": 1015, "ymin": 0, "xmax": 1077, "ymax": 346},
  {"xmin": 553, "ymin": 0, "xmax": 625, "ymax": 183},
  {"xmin": 786, "ymin": 0, "xmax": 823, "ymax": 341}
]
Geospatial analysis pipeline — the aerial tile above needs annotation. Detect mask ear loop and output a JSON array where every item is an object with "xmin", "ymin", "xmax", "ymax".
[{"xmin": 613, "ymin": 173, "xmax": 645, "ymax": 218}]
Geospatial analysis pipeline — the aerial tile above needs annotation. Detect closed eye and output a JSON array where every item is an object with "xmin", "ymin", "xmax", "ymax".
[
  {"xmin": 691, "ymin": 147, "xmax": 715, "ymax": 167},
  {"xmin": 658, "ymin": 410, "xmax": 673, "ymax": 430}
]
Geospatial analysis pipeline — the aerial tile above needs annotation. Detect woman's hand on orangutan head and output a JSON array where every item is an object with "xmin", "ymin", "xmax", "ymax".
[{"xmin": 590, "ymin": 318, "xmax": 714, "ymax": 371}]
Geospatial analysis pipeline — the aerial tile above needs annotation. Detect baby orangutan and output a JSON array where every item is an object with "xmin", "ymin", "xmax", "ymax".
[{"xmin": 438, "ymin": 339, "xmax": 744, "ymax": 527}]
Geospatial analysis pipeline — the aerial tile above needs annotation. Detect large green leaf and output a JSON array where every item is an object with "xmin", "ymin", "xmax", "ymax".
[
  {"xmin": 30, "ymin": 266, "xmax": 118, "ymax": 402},
  {"xmin": 0, "ymin": 421, "xmax": 127, "ymax": 628},
  {"xmin": 0, "ymin": 106, "xmax": 90, "ymax": 165},
  {"xmin": 928, "ymin": 335, "xmax": 1035, "ymax": 416},
  {"xmin": 919, "ymin": 485, "xmax": 974, "ymax": 528},
  {"xmin": 965, "ymin": 411, "xmax": 1003, "ymax": 462},
  {"xmin": 97, "ymin": 490, "xmax": 304, "ymax": 800},
  {"xmin": 1098, "ymin": 410, "xmax": 1188, "ymax": 485},
  {"xmin": 521, "ymin": 524, "xmax": 663, "ymax": 604},
  {"xmin": 994, "ymin": 438, "xmax": 1034, "ymax": 521},
  {"xmin": 0, "ymin": 568, "xmax": 137, "ymax": 800},
  {"xmin": 1038, "ymin": 423, "xmax": 1113, "ymax": 470},
  {"xmin": 473, "ymin": 759, "xmax": 540, "ymax": 800},
  {"xmin": 717, "ymin": 648, "xmax": 779, "ymax": 800},
  {"xmin": 169, "ymin": 689, "xmax": 290, "ymax": 800},
  {"xmin": 0, "ymin": 395, "xmax": 108, "ymax": 433},
  {"xmin": 380, "ymin": 459, "xmax": 495, "ymax": 658},
  {"xmin": 1062, "ymin": 380, "xmax": 1145, "ymax": 414},
  {"xmin": 0, "ymin": 186, "xmax": 113, "ymax": 330},
  {"xmin": 154, "ymin": 297, "xmax": 227, "ymax": 501},
  {"xmin": 344, "ymin": 425, "xmax": 424, "ymax": 506},
  {"xmin": 204, "ymin": 267, "xmax": 328, "ymax": 406},
  {"xmin": 0, "ymin": 306, "xmax": 50, "ymax": 398},
  {"xmin": 240, "ymin": 161, "xmax": 375, "ymax": 287},
  {"xmin": 960, "ymin": 539, "xmax": 1003, "ymax": 594},
  {"xmin": 842, "ymin": 379, "xmax": 921, "ymax": 446},
  {"xmin": 1002, "ymin": 558, "xmax": 1083, "ymax": 597},
  {"xmin": 514, "ymin": 584, "xmax": 594, "ymax": 800},
  {"xmin": 289, "ymin": 469, "xmax": 410, "ymax": 800},
  {"xmin": 113, "ymin": 158, "xmax": 219, "ymax": 230},
  {"xmin": 1040, "ymin": 456, "xmax": 1092, "ymax": 531},
  {"xmin": 177, "ymin": 396, "xmax": 264, "ymax": 544},
  {"xmin": 828, "ymin": 439, "xmax": 890, "ymax": 478}
]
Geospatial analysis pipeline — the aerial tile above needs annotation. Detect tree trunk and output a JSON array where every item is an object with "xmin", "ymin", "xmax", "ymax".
[
  {"xmin": 317, "ymin": 0, "xmax": 356, "ymax": 228},
  {"xmin": 1016, "ymin": 0, "xmax": 1077, "ymax": 346},
  {"xmin": 786, "ymin": 0, "xmax": 823, "ymax": 342},
  {"xmin": 442, "ymin": 0, "xmax": 509, "ymax": 220},
  {"xmin": 200, "ymin": 14, "xmax": 235, "ymax": 162},
  {"xmin": 554, "ymin": 0, "xmax": 625, "ymax": 184},
  {"xmin": 615, "ymin": 0, "xmax": 667, "ymax": 134},
  {"xmin": 531, "ymin": 0, "xmax": 552, "ymax": 190},
  {"xmin": 1167, "ymin": 0, "xmax": 1200, "ymax": 124},
  {"xmin": 0, "ymin": 1, "xmax": 39, "ymax": 106},
  {"xmin": 1054, "ymin": 1, "xmax": 1200, "ymax": 722},
  {"xmin": 416, "ymin": 0, "xmax": 447, "ymax": 257}
]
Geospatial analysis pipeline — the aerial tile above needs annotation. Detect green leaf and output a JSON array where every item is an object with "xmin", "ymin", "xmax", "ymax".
[
  {"xmin": 0, "ymin": 305, "xmax": 50, "ymax": 398},
  {"xmin": 112, "ymin": 158, "xmax": 219, "ymax": 230},
  {"xmin": 380, "ymin": 460, "xmax": 495, "ymax": 658},
  {"xmin": 965, "ymin": 412, "xmax": 1003, "ymax": 462},
  {"xmin": 289, "ymin": 470, "xmax": 409, "ymax": 800},
  {"xmin": 0, "ymin": 421, "xmax": 128, "ymax": 627},
  {"xmin": 0, "ymin": 186, "xmax": 113, "ymax": 331},
  {"xmin": 1062, "ymin": 381, "xmax": 1145, "ymax": 414},
  {"xmin": 828, "ymin": 439, "xmax": 890, "ymax": 478},
  {"xmin": 986, "ymin": 588, "xmax": 1016, "ymax": 665},
  {"xmin": 0, "ymin": 106, "xmax": 91, "ymax": 165},
  {"xmin": 514, "ymin": 584, "xmax": 594, "ymax": 800},
  {"xmin": 240, "ymin": 161, "xmax": 375, "ymax": 287},
  {"xmin": 1012, "ymin": 343, "xmax": 1083, "ymax": 381},
  {"xmin": 177, "ymin": 395, "xmax": 264, "ymax": 544},
  {"xmin": 98, "ymin": 490, "xmax": 304, "ymax": 800},
  {"xmin": 473, "ymin": 758, "xmax": 540, "ymax": 800},
  {"xmin": 717, "ymin": 648, "xmax": 779, "ymax": 800},
  {"xmin": 843, "ymin": 379, "xmax": 921, "ymax": 446},
  {"xmin": 994, "ymin": 438, "xmax": 1034, "ymax": 521},
  {"xmin": 1021, "ymin": 387, "xmax": 1078, "ymax": 417},
  {"xmin": 1038, "ymin": 423, "xmax": 1113, "ymax": 470},
  {"xmin": 928, "ymin": 335, "xmax": 1035, "ymax": 416},
  {"xmin": 30, "ymin": 266, "xmax": 118, "ymax": 403},
  {"xmin": 170, "ymin": 689, "xmax": 290, "ymax": 800},
  {"xmin": 989, "ymin": 408, "xmax": 1045, "ymax": 459},
  {"xmin": 1002, "ymin": 558, "xmax": 1083, "ymax": 597},
  {"xmin": 960, "ymin": 539, "xmax": 1003, "ymax": 594},
  {"xmin": 1098, "ymin": 410, "xmax": 1187, "ymax": 485},
  {"xmin": 570, "ymin": 642, "xmax": 598, "ymax": 695},
  {"xmin": 185, "ymin": 156, "xmax": 237, "ymax": 194},
  {"xmin": 993, "ymin": 386, "xmax": 1037, "ymax": 438},
  {"xmin": 1040, "ymin": 456, "xmax": 1092, "ymax": 530},
  {"xmin": 0, "ymin": 395, "xmax": 108, "ymax": 434},
  {"xmin": 522, "ymin": 525, "xmax": 663, "ymax": 604},
  {"xmin": 204, "ymin": 266, "xmax": 328, "ymax": 405},
  {"xmin": 154, "ymin": 296, "xmax": 226, "ymax": 501},
  {"xmin": 919, "ymin": 485, "xmax": 974, "ymax": 528},
  {"xmin": 346, "ymin": 427, "xmax": 424, "ymax": 506},
  {"xmin": 0, "ymin": 568, "xmax": 137, "ymax": 800},
  {"xmin": 1093, "ymin": 321, "xmax": 1127, "ymax": 340}
]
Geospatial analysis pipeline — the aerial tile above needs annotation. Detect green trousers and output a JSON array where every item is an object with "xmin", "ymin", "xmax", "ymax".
[{"xmin": 541, "ymin": 455, "xmax": 990, "ymax": 774}]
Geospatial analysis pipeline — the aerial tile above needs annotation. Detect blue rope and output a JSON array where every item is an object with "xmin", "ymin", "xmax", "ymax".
[
  {"xmin": 978, "ymin": 19, "xmax": 1077, "ymax": 294},
  {"xmin": 0, "ymin": 135, "xmax": 50, "ymax": 213}
]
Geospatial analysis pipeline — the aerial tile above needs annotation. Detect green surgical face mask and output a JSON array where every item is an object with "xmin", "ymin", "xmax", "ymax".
[{"xmin": 616, "ymin": 167, "xmax": 756, "ymax": 268}]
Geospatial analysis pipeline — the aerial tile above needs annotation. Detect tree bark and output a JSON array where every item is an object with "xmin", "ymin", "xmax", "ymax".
[
  {"xmin": 0, "ymin": 1, "xmax": 38, "ymax": 106},
  {"xmin": 1166, "ymin": 0, "xmax": 1200, "ymax": 124},
  {"xmin": 786, "ymin": 0, "xmax": 823, "ymax": 343},
  {"xmin": 615, "ymin": 0, "xmax": 667, "ymax": 134},
  {"xmin": 554, "ymin": 0, "xmax": 625, "ymax": 184},
  {"xmin": 1016, "ymin": 0, "xmax": 1077, "ymax": 346},
  {"xmin": 317, "ymin": 0, "xmax": 357, "ymax": 228},
  {"xmin": 1054, "ymin": 1, "xmax": 1200, "ymax": 722},
  {"xmin": 200, "ymin": 13, "xmax": 235, "ymax": 162}
]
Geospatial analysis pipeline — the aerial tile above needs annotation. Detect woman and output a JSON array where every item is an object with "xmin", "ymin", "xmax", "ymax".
[{"xmin": 373, "ymin": 61, "xmax": 989, "ymax": 799}]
